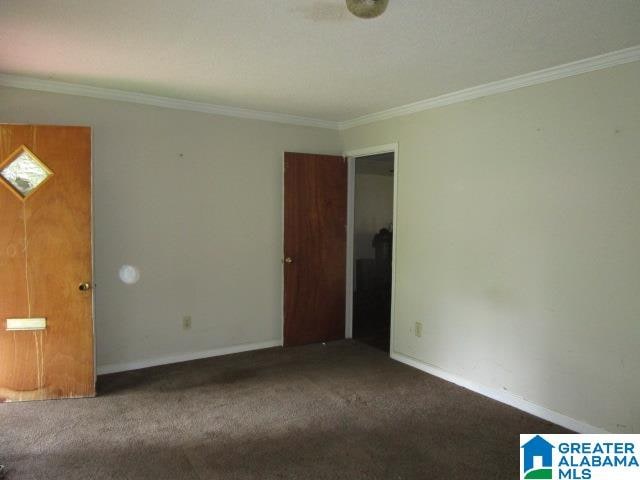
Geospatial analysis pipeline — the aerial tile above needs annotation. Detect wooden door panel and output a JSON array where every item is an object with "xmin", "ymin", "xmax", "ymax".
[
  {"xmin": 283, "ymin": 152, "xmax": 347, "ymax": 347},
  {"xmin": 0, "ymin": 125, "xmax": 94, "ymax": 401}
]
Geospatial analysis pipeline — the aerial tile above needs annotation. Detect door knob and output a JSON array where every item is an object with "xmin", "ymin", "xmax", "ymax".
[
  {"xmin": 79, "ymin": 282, "xmax": 92, "ymax": 291},
  {"xmin": 284, "ymin": 257, "xmax": 293, "ymax": 264}
]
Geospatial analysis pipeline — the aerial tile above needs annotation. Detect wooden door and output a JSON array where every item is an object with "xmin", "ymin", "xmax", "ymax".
[
  {"xmin": 283, "ymin": 152, "xmax": 347, "ymax": 347},
  {"xmin": 0, "ymin": 125, "xmax": 94, "ymax": 402}
]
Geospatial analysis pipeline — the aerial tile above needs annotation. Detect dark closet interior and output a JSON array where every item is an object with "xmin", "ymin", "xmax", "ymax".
[
  {"xmin": 352, "ymin": 153, "xmax": 394, "ymax": 352},
  {"xmin": 353, "ymin": 227, "xmax": 392, "ymax": 351}
]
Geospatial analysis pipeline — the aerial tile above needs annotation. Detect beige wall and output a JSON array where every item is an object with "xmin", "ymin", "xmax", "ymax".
[
  {"xmin": 354, "ymin": 173, "xmax": 394, "ymax": 261},
  {"xmin": 341, "ymin": 61, "xmax": 640, "ymax": 433},
  {"xmin": 0, "ymin": 86, "xmax": 342, "ymax": 370},
  {"xmin": 2, "ymin": 61, "xmax": 638, "ymax": 432}
]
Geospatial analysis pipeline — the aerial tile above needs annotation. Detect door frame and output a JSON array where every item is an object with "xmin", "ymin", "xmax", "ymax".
[
  {"xmin": 343, "ymin": 143, "xmax": 399, "ymax": 355},
  {"xmin": 89, "ymin": 129, "xmax": 96, "ymax": 383}
]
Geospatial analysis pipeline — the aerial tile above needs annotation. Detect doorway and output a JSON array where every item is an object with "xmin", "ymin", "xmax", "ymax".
[
  {"xmin": 282, "ymin": 145, "xmax": 397, "ymax": 354},
  {"xmin": 348, "ymin": 152, "xmax": 395, "ymax": 352}
]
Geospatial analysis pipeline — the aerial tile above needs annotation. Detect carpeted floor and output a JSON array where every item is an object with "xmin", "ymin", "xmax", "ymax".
[{"xmin": 0, "ymin": 340, "xmax": 568, "ymax": 479}]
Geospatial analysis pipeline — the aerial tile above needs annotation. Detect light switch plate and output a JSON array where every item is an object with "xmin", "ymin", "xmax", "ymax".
[{"xmin": 6, "ymin": 318, "xmax": 47, "ymax": 331}]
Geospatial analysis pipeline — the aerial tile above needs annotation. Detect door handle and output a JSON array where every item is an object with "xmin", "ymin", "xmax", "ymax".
[
  {"xmin": 283, "ymin": 257, "xmax": 293, "ymax": 264},
  {"xmin": 79, "ymin": 282, "xmax": 92, "ymax": 291}
]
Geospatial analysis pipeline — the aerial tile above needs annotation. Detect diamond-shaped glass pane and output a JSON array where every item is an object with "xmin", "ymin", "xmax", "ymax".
[{"xmin": 0, "ymin": 148, "xmax": 52, "ymax": 198}]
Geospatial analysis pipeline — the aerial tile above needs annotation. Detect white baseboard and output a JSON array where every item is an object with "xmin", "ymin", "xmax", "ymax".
[
  {"xmin": 390, "ymin": 352, "xmax": 607, "ymax": 434},
  {"xmin": 97, "ymin": 339, "xmax": 283, "ymax": 375}
]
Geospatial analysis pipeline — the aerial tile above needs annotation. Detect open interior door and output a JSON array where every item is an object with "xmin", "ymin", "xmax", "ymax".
[
  {"xmin": 0, "ymin": 124, "xmax": 94, "ymax": 402},
  {"xmin": 283, "ymin": 152, "xmax": 347, "ymax": 347}
]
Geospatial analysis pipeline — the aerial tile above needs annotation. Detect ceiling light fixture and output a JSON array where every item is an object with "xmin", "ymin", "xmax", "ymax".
[{"xmin": 346, "ymin": 0, "xmax": 389, "ymax": 19}]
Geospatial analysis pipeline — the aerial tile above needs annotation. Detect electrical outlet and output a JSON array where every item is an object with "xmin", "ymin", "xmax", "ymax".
[
  {"xmin": 415, "ymin": 322, "xmax": 423, "ymax": 338},
  {"xmin": 182, "ymin": 315, "xmax": 192, "ymax": 330}
]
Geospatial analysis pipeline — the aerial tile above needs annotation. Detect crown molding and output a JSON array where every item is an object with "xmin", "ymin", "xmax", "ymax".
[
  {"xmin": 1, "ymin": 45, "xmax": 638, "ymax": 132},
  {"xmin": 338, "ymin": 45, "xmax": 640, "ymax": 130},
  {"xmin": 0, "ymin": 73, "xmax": 339, "ymax": 130}
]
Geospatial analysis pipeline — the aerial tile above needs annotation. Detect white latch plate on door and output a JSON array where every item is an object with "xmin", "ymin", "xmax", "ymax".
[{"xmin": 6, "ymin": 318, "xmax": 47, "ymax": 331}]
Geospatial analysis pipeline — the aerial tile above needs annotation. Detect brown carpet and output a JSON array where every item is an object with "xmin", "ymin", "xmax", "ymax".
[{"xmin": 0, "ymin": 340, "xmax": 568, "ymax": 479}]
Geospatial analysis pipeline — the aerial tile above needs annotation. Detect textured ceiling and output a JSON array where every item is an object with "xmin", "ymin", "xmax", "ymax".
[{"xmin": 1, "ymin": 0, "xmax": 639, "ymax": 121}]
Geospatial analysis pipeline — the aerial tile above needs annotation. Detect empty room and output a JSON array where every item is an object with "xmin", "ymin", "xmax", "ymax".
[{"xmin": 1, "ymin": 1, "xmax": 639, "ymax": 479}]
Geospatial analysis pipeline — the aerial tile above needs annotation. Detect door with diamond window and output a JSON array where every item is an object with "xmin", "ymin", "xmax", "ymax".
[{"xmin": 0, "ymin": 124, "xmax": 94, "ymax": 402}]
